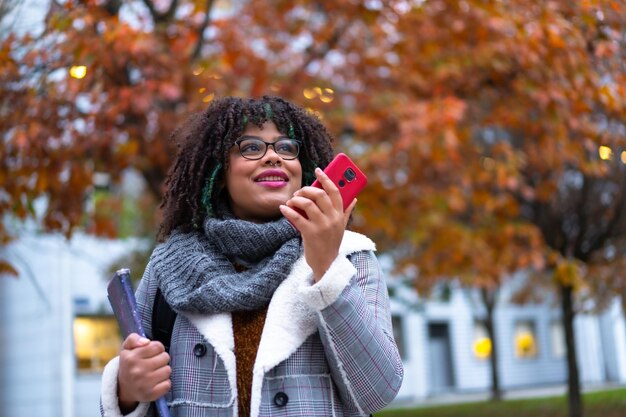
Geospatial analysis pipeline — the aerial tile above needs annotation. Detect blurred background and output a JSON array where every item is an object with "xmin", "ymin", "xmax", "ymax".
[{"xmin": 1, "ymin": 1, "xmax": 626, "ymax": 417}]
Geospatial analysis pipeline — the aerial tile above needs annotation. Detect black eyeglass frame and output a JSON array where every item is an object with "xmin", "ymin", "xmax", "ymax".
[{"xmin": 233, "ymin": 136, "xmax": 303, "ymax": 160}]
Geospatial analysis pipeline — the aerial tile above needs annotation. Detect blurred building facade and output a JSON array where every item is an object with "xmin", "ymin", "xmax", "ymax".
[
  {"xmin": 390, "ymin": 274, "xmax": 626, "ymax": 401},
  {"xmin": 0, "ymin": 233, "xmax": 141, "ymax": 417},
  {"xmin": 1, "ymin": 233, "xmax": 626, "ymax": 416}
]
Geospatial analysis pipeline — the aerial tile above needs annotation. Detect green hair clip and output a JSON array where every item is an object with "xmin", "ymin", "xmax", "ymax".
[
  {"xmin": 201, "ymin": 162, "xmax": 223, "ymax": 218},
  {"xmin": 263, "ymin": 102, "xmax": 273, "ymax": 120}
]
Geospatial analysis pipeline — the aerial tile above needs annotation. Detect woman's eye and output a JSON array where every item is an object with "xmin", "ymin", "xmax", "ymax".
[
  {"xmin": 277, "ymin": 141, "xmax": 297, "ymax": 153},
  {"xmin": 241, "ymin": 142, "xmax": 262, "ymax": 152}
]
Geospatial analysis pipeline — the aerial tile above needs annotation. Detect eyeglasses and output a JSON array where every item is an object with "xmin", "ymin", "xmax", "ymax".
[{"xmin": 234, "ymin": 136, "xmax": 302, "ymax": 160}]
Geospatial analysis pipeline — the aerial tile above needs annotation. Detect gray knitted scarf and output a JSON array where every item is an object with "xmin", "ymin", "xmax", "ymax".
[{"xmin": 151, "ymin": 215, "xmax": 301, "ymax": 314}]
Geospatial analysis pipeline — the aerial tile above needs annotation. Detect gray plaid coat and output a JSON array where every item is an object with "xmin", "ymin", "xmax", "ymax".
[{"xmin": 101, "ymin": 231, "xmax": 403, "ymax": 417}]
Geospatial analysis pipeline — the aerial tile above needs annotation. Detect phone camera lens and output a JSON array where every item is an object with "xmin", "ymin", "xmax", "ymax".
[
  {"xmin": 338, "ymin": 180, "xmax": 346, "ymax": 187},
  {"xmin": 343, "ymin": 168, "xmax": 356, "ymax": 182}
]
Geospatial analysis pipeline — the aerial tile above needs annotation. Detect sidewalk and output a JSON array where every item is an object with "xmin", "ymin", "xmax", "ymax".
[{"xmin": 390, "ymin": 382, "xmax": 626, "ymax": 409}]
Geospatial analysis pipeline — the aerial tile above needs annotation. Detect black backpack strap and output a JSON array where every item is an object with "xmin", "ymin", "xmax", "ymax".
[{"xmin": 151, "ymin": 287, "xmax": 178, "ymax": 353}]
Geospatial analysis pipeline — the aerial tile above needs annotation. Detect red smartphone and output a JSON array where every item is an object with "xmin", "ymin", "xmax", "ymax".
[
  {"xmin": 293, "ymin": 153, "xmax": 367, "ymax": 220},
  {"xmin": 311, "ymin": 153, "xmax": 367, "ymax": 210}
]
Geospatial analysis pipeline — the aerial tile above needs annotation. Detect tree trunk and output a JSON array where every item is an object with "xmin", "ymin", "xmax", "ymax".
[
  {"xmin": 561, "ymin": 284, "xmax": 583, "ymax": 417},
  {"xmin": 481, "ymin": 288, "xmax": 502, "ymax": 401}
]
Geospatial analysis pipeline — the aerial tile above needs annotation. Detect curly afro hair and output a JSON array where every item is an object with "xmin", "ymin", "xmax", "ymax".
[{"xmin": 157, "ymin": 96, "xmax": 336, "ymax": 241}]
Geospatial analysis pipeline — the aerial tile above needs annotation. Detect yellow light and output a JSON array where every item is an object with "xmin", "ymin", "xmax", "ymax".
[
  {"xmin": 303, "ymin": 88, "xmax": 316, "ymax": 99},
  {"xmin": 313, "ymin": 86, "xmax": 322, "ymax": 95},
  {"xmin": 192, "ymin": 66, "xmax": 204, "ymax": 76},
  {"xmin": 324, "ymin": 88, "xmax": 334, "ymax": 95},
  {"xmin": 515, "ymin": 331, "xmax": 537, "ymax": 357},
  {"xmin": 473, "ymin": 337, "xmax": 492, "ymax": 359},
  {"xmin": 621, "ymin": 151, "xmax": 626, "ymax": 164},
  {"xmin": 198, "ymin": 87, "xmax": 206, "ymax": 93},
  {"xmin": 320, "ymin": 96, "xmax": 334, "ymax": 103},
  {"xmin": 74, "ymin": 318, "xmax": 92, "ymax": 340},
  {"xmin": 70, "ymin": 65, "xmax": 87, "ymax": 79},
  {"xmin": 202, "ymin": 93, "xmax": 215, "ymax": 103},
  {"xmin": 599, "ymin": 145, "xmax": 613, "ymax": 160},
  {"xmin": 73, "ymin": 317, "xmax": 123, "ymax": 372}
]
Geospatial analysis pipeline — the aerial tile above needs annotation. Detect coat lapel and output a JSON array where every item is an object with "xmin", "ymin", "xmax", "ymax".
[{"xmin": 185, "ymin": 312, "xmax": 237, "ymax": 404}]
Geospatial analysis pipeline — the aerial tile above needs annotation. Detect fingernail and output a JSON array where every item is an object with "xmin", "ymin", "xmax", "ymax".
[
  {"xmin": 315, "ymin": 167, "xmax": 323, "ymax": 174},
  {"xmin": 139, "ymin": 337, "xmax": 150, "ymax": 344}
]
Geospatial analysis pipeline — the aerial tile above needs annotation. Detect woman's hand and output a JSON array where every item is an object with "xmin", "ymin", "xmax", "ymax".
[
  {"xmin": 280, "ymin": 167, "xmax": 356, "ymax": 282},
  {"xmin": 117, "ymin": 333, "xmax": 172, "ymax": 413}
]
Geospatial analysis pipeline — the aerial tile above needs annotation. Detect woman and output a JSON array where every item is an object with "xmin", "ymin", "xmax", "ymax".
[{"xmin": 101, "ymin": 96, "xmax": 403, "ymax": 417}]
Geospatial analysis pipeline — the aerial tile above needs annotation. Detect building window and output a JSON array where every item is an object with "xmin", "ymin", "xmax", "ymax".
[
  {"xmin": 550, "ymin": 320, "xmax": 566, "ymax": 358},
  {"xmin": 392, "ymin": 316, "xmax": 407, "ymax": 360},
  {"xmin": 473, "ymin": 321, "xmax": 492, "ymax": 360},
  {"xmin": 514, "ymin": 321, "xmax": 538, "ymax": 359},
  {"xmin": 74, "ymin": 315, "xmax": 122, "ymax": 372}
]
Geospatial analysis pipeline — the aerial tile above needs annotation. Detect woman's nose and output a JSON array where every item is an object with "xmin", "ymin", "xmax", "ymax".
[{"xmin": 263, "ymin": 145, "xmax": 282, "ymax": 164}]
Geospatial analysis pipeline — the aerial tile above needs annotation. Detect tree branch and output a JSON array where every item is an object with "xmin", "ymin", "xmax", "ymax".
[
  {"xmin": 191, "ymin": 0, "xmax": 215, "ymax": 61},
  {"xmin": 141, "ymin": 0, "xmax": 159, "ymax": 21},
  {"xmin": 161, "ymin": 0, "xmax": 179, "ymax": 21},
  {"xmin": 277, "ymin": 19, "xmax": 352, "ymax": 97},
  {"xmin": 142, "ymin": 0, "xmax": 178, "ymax": 23},
  {"xmin": 583, "ymin": 165, "xmax": 626, "ymax": 257}
]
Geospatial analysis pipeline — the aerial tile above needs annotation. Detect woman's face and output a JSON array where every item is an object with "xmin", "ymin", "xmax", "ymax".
[{"xmin": 225, "ymin": 121, "xmax": 303, "ymax": 223}]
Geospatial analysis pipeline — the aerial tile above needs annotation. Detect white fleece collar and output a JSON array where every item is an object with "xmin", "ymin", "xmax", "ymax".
[{"xmin": 185, "ymin": 230, "xmax": 375, "ymax": 417}]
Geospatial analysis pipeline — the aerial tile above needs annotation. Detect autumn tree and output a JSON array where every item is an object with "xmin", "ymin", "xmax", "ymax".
[
  {"xmin": 0, "ymin": 0, "xmax": 378, "ymax": 270},
  {"xmin": 342, "ymin": 2, "xmax": 626, "ymax": 416}
]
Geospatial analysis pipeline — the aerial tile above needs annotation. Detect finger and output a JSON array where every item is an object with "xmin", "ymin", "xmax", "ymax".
[
  {"xmin": 122, "ymin": 352, "xmax": 170, "ymax": 388},
  {"xmin": 280, "ymin": 204, "xmax": 308, "ymax": 230},
  {"xmin": 343, "ymin": 198, "xmax": 357, "ymax": 225},
  {"xmin": 135, "ymin": 341, "xmax": 167, "ymax": 359},
  {"xmin": 313, "ymin": 167, "xmax": 343, "ymax": 208},
  {"xmin": 123, "ymin": 340, "xmax": 167, "ymax": 361},
  {"xmin": 147, "ymin": 362, "xmax": 172, "ymax": 383},
  {"xmin": 150, "ymin": 379, "xmax": 173, "ymax": 400},
  {"xmin": 293, "ymin": 185, "xmax": 335, "ymax": 215},
  {"xmin": 135, "ymin": 376, "xmax": 172, "ymax": 403},
  {"xmin": 155, "ymin": 351, "xmax": 171, "ymax": 368},
  {"xmin": 142, "ymin": 350, "xmax": 171, "ymax": 370},
  {"xmin": 287, "ymin": 194, "xmax": 324, "ymax": 219},
  {"xmin": 122, "ymin": 333, "xmax": 151, "ymax": 350},
  {"xmin": 293, "ymin": 185, "xmax": 327, "ymax": 201}
]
